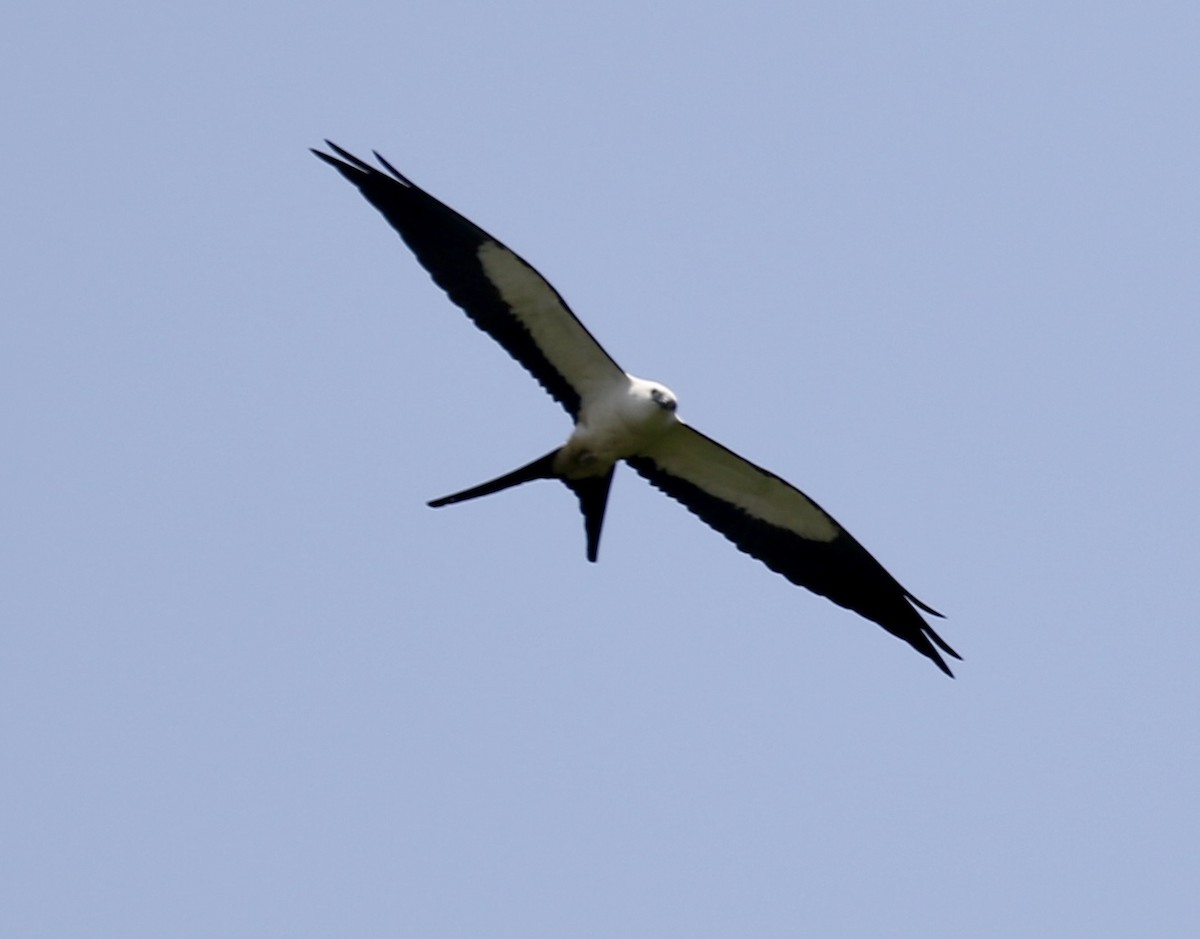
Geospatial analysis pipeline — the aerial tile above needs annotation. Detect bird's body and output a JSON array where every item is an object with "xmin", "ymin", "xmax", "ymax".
[
  {"xmin": 313, "ymin": 142, "xmax": 960, "ymax": 675},
  {"xmin": 560, "ymin": 377, "xmax": 680, "ymax": 478}
]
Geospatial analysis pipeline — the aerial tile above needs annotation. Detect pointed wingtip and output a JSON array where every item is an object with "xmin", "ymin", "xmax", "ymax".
[
  {"xmin": 312, "ymin": 142, "xmax": 414, "ymax": 191},
  {"xmin": 311, "ymin": 141, "xmax": 380, "ymax": 179},
  {"xmin": 926, "ymin": 623, "xmax": 961, "ymax": 661},
  {"xmin": 933, "ymin": 654, "xmax": 956, "ymax": 678},
  {"xmin": 372, "ymin": 150, "xmax": 411, "ymax": 185},
  {"xmin": 923, "ymin": 628, "xmax": 961, "ymax": 677},
  {"xmin": 907, "ymin": 591, "xmax": 945, "ymax": 619},
  {"xmin": 310, "ymin": 146, "xmax": 341, "ymax": 168}
]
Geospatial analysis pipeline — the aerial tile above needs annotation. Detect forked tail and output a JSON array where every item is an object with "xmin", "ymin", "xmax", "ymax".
[{"xmin": 427, "ymin": 450, "xmax": 616, "ymax": 562}]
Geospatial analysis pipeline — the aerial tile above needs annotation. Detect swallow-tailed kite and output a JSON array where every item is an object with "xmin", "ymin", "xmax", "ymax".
[{"xmin": 313, "ymin": 142, "xmax": 960, "ymax": 675}]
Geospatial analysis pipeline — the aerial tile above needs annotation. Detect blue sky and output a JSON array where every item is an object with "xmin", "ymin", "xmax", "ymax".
[{"xmin": 3, "ymin": 1, "xmax": 1197, "ymax": 935}]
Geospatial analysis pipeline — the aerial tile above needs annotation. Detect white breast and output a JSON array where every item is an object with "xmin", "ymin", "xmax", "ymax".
[{"xmin": 557, "ymin": 375, "xmax": 679, "ymax": 477}]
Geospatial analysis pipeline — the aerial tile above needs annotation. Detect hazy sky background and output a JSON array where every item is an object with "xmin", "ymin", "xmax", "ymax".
[{"xmin": 4, "ymin": 2, "xmax": 1197, "ymax": 935}]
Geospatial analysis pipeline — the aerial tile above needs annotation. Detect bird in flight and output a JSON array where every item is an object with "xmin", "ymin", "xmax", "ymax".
[{"xmin": 313, "ymin": 142, "xmax": 960, "ymax": 675}]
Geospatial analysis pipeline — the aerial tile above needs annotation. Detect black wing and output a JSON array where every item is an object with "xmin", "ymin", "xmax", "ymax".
[
  {"xmin": 628, "ymin": 424, "xmax": 959, "ymax": 675},
  {"xmin": 313, "ymin": 143, "xmax": 626, "ymax": 417}
]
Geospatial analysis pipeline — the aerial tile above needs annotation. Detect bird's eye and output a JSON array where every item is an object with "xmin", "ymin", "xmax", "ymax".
[{"xmin": 651, "ymin": 388, "xmax": 677, "ymax": 411}]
